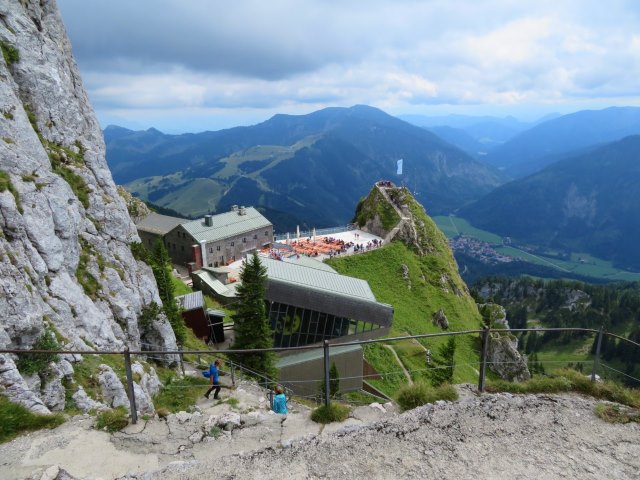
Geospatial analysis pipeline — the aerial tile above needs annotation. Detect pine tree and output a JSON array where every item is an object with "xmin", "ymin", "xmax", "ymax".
[
  {"xmin": 231, "ymin": 255, "xmax": 277, "ymax": 379},
  {"xmin": 319, "ymin": 362, "xmax": 341, "ymax": 399},
  {"xmin": 428, "ymin": 337, "xmax": 456, "ymax": 387},
  {"xmin": 150, "ymin": 240, "xmax": 186, "ymax": 343}
]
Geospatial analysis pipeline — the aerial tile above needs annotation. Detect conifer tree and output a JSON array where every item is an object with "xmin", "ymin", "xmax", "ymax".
[
  {"xmin": 428, "ymin": 337, "xmax": 456, "ymax": 387},
  {"xmin": 231, "ymin": 255, "xmax": 277, "ymax": 379},
  {"xmin": 150, "ymin": 240, "xmax": 186, "ymax": 343}
]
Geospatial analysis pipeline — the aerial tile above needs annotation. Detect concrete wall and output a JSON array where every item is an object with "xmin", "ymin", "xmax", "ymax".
[{"xmin": 278, "ymin": 347, "xmax": 363, "ymax": 399}]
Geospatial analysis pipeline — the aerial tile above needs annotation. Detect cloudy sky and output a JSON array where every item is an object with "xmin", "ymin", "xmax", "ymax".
[{"xmin": 57, "ymin": 0, "xmax": 640, "ymax": 133}]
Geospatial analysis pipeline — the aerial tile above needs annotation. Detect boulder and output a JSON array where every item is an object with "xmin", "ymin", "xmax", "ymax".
[
  {"xmin": 97, "ymin": 364, "xmax": 130, "ymax": 410},
  {"xmin": 431, "ymin": 308, "xmax": 449, "ymax": 330}
]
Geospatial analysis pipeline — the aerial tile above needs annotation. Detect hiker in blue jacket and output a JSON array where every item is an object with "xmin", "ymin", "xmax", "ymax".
[
  {"xmin": 204, "ymin": 359, "xmax": 221, "ymax": 400},
  {"xmin": 272, "ymin": 385, "xmax": 287, "ymax": 414}
]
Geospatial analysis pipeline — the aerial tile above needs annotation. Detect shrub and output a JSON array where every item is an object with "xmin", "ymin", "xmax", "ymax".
[
  {"xmin": 310, "ymin": 402, "xmax": 350, "ymax": 424},
  {"xmin": 96, "ymin": 407, "xmax": 129, "ymax": 432},
  {"xmin": 0, "ymin": 170, "xmax": 23, "ymax": 214},
  {"xmin": 0, "ymin": 396, "xmax": 64, "ymax": 443},
  {"xmin": 0, "ymin": 41, "xmax": 19, "ymax": 66},
  {"xmin": 395, "ymin": 381, "xmax": 459, "ymax": 412},
  {"xmin": 16, "ymin": 330, "xmax": 60, "ymax": 376},
  {"xmin": 153, "ymin": 372, "xmax": 209, "ymax": 413}
]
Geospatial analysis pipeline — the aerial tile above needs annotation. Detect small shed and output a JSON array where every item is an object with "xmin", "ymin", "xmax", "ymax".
[{"xmin": 176, "ymin": 291, "xmax": 211, "ymax": 342}]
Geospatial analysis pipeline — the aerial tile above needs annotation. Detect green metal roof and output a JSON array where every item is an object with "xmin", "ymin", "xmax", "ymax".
[
  {"xmin": 260, "ymin": 256, "xmax": 376, "ymax": 301},
  {"xmin": 135, "ymin": 212, "xmax": 186, "ymax": 236},
  {"xmin": 182, "ymin": 207, "xmax": 272, "ymax": 243}
]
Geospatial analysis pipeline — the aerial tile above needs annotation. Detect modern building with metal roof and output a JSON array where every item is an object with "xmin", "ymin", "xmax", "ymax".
[{"xmin": 192, "ymin": 254, "xmax": 393, "ymax": 349}]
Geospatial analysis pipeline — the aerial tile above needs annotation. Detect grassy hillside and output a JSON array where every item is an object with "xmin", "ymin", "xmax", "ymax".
[{"xmin": 327, "ymin": 187, "xmax": 483, "ymax": 394}]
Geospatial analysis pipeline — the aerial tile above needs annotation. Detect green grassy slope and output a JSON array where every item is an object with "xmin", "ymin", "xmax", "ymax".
[{"xmin": 327, "ymin": 187, "xmax": 483, "ymax": 394}]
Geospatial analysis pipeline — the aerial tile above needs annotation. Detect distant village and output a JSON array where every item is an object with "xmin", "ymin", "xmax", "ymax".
[{"xmin": 447, "ymin": 235, "xmax": 514, "ymax": 265}]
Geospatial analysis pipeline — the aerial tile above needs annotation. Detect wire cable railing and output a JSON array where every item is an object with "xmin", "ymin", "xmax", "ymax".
[{"xmin": 2, "ymin": 326, "xmax": 639, "ymax": 423}]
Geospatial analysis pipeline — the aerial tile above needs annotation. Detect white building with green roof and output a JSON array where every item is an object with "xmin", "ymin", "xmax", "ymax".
[{"xmin": 135, "ymin": 206, "xmax": 273, "ymax": 269}]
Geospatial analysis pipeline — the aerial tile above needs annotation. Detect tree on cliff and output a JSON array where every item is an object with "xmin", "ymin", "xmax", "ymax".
[
  {"xmin": 428, "ymin": 337, "xmax": 456, "ymax": 387},
  {"xmin": 151, "ymin": 240, "xmax": 186, "ymax": 344},
  {"xmin": 231, "ymin": 255, "xmax": 277, "ymax": 379}
]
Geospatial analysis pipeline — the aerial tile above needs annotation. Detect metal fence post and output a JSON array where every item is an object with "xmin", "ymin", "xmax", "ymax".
[
  {"xmin": 231, "ymin": 363, "xmax": 236, "ymax": 387},
  {"xmin": 123, "ymin": 347, "xmax": 138, "ymax": 424},
  {"xmin": 323, "ymin": 340, "xmax": 330, "ymax": 407},
  {"xmin": 269, "ymin": 388, "xmax": 274, "ymax": 410},
  {"xmin": 591, "ymin": 327, "xmax": 604, "ymax": 382},
  {"xmin": 178, "ymin": 345, "xmax": 185, "ymax": 376},
  {"xmin": 478, "ymin": 325, "xmax": 490, "ymax": 393}
]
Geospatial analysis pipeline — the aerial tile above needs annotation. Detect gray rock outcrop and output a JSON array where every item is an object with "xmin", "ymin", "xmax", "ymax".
[
  {"xmin": 0, "ymin": 0, "xmax": 177, "ymax": 412},
  {"xmin": 431, "ymin": 308, "xmax": 449, "ymax": 330}
]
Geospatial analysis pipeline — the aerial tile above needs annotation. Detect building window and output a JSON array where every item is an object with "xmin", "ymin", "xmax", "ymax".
[
  {"xmin": 216, "ymin": 245, "xmax": 221, "ymax": 251},
  {"xmin": 253, "ymin": 234, "xmax": 258, "ymax": 239},
  {"xmin": 243, "ymin": 237, "xmax": 247, "ymax": 243},
  {"xmin": 265, "ymin": 230, "xmax": 269, "ymax": 236},
  {"xmin": 230, "ymin": 242, "xmax": 234, "ymax": 247},
  {"xmin": 209, "ymin": 263, "xmax": 213, "ymax": 267},
  {"xmin": 209, "ymin": 247, "xmax": 213, "ymax": 253}
]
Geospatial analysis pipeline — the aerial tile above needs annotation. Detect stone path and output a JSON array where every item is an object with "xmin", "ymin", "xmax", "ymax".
[{"xmin": 0, "ymin": 379, "xmax": 397, "ymax": 480}]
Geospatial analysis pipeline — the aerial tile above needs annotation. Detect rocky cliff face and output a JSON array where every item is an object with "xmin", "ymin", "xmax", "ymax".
[{"xmin": 0, "ymin": 0, "xmax": 176, "ymax": 412}]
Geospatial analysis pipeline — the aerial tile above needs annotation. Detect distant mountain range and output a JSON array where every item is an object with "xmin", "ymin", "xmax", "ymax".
[
  {"xmin": 105, "ymin": 105, "xmax": 502, "ymax": 231},
  {"xmin": 482, "ymin": 107, "xmax": 640, "ymax": 178},
  {"xmin": 460, "ymin": 135, "xmax": 640, "ymax": 270},
  {"xmin": 399, "ymin": 113, "xmax": 555, "ymax": 152}
]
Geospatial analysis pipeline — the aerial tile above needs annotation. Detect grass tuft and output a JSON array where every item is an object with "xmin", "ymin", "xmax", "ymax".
[
  {"xmin": 486, "ymin": 369, "xmax": 640, "ymax": 409},
  {"xmin": 96, "ymin": 407, "xmax": 129, "ymax": 432},
  {"xmin": 395, "ymin": 381, "xmax": 458, "ymax": 412},
  {"xmin": 0, "ymin": 396, "xmax": 64, "ymax": 443},
  {"xmin": 310, "ymin": 402, "xmax": 350, "ymax": 424},
  {"xmin": 153, "ymin": 371, "xmax": 209, "ymax": 413},
  {"xmin": 594, "ymin": 403, "xmax": 640, "ymax": 424}
]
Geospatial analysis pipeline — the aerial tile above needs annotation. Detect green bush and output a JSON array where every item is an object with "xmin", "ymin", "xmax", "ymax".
[
  {"xmin": 0, "ymin": 396, "xmax": 64, "ymax": 443},
  {"xmin": 16, "ymin": 330, "xmax": 60, "ymax": 376},
  {"xmin": 310, "ymin": 402, "xmax": 350, "ymax": 424},
  {"xmin": 395, "ymin": 381, "xmax": 459, "ymax": 412},
  {"xmin": 153, "ymin": 372, "xmax": 209, "ymax": 413},
  {"xmin": 96, "ymin": 407, "xmax": 129, "ymax": 432},
  {"xmin": 0, "ymin": 170, "xmax": 23, "ymax": 214},
  {"xmin": 0, "ymin": 41, "xmax": 19, "ymax": 66}
]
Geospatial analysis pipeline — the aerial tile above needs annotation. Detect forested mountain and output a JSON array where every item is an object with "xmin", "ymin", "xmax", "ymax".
[
  {"xmin": 484, "ymin": 107, "xmax": 640, "ymax": 177},
  {"xmin": 474, "ymin": 277, "xmax": 640, "ymax": 386},
  {"xmin": 105, "ymin": 105, "xmax": 502, "ymax": 231},
  {"xmin": 460, "ymin": 136, "xmax": 640, "ymax": 270}
]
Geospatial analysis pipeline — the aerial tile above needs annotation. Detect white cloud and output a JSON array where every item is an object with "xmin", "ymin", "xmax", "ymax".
[{"xmin": 57, "ymin": 0, "xmax": 640, "ymax": 131}]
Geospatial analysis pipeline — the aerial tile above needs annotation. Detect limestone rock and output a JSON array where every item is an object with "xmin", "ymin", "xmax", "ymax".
[
  {"xmin": 217, "ymin": 412, "xmax": 242, "ymax": 431},
  {"xmin": 431, "ymin": 308, "xmax": 449, "ymax": 330},
  {"xmin": 98, "ymin": 364, "xmax": 130, "ymax": 410},
  {"xmin": 488, "ymin": 332, "xmax": 531, "ymax": 382},
  {"xmin": 0, "ymin": 354, "xmax": 50, "ymax": 414},
  {"xmin": 0, "ymin": 0, "xmax": 178, "ymax": 412},
  {"xmin": 41, "ymin": 362, "xmax": 66, "ymax": 411},
  {"xmin": 71, "ymin": 386, "xmax": 106, "ymax": 412},
  {"xmin": 132, "ymin": 361, "xmax": 162, "ymax": 398}
]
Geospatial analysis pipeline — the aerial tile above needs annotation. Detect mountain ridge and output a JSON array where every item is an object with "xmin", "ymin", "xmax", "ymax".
[{"xmin": 105, "ymin": 105, "xmax": 503, "ymax": 230}]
